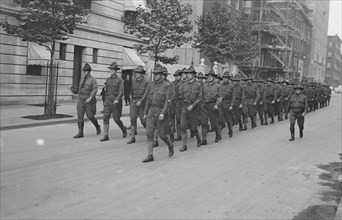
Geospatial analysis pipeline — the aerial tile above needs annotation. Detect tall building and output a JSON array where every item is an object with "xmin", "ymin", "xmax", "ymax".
[
  {"xmin": 242, "ymin": 0, "xmax": 312, "ymax": 80},
  {"xmin": 0, "ymin": 0, "xmax": 148, "ymax": 105},
  {"xmin": 325, "ymin": 35, "xmax": 342, "ymax": 87},
  {"xmin": 303, "ymin": 0, "xmax": 330, "ymax": 82}
]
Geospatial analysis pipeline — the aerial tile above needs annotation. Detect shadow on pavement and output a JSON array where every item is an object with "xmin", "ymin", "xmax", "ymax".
[{"xmin": 292, "ymin": 154, "xmax": 342, "ymax": 220}]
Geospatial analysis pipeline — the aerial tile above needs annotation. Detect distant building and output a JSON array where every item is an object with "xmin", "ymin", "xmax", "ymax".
[
  {"xmin": 302, "ymin": 0, "xmax": 330, "ymax": 82},
  {"xmin": 242, "ymin": 0, "xmax": 312, "ymax": 81},
  {"xmin": 0, "ymin": 0, "xmax": 149, "ymax": 105},
  {"xmin": 325, "ymin": 35, "xmax": 342, "ymax": 87}
]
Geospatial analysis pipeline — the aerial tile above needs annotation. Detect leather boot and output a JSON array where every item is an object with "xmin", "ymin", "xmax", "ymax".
[
  {"xmin": 100, "ymin": 124, "xmax": 109, "ymax": 141},
  {"xmin": 300, "ymin": 129, "xmax": 303, "ymax": 138},
  {"xmin": 201, "ymin": 126, "xmax": 208, "ymax": 145},
  {"xmin": 289, "ymin": 127, "xmax": 295, "ymax": 141},
  {"xmin": 90, "ymin": 118, "xmax": 101, "ymax": 135},
  {"xmin": 263, "ymin": 113, "xmax": 268, "ymax": 125},
  {"xmin": 174, "ymin": 135, "xmax": 182, "ymax": 141},
  {"xmin": 142, "ymin": 154, "xmax": 154, "ymax": 163},
  {"xmin": 195, "ymin": 130, "xmax": 202, "ymax": 147},
  {"xmin": 228, "ymin": 123, "xmax": 233, "ymax": 137},
  {"xmin": 73, "ymin": 122, "xmax": 84, "ymax": 138},
  {"xmin": 122, "ymin": 126, "xmax": 127, "ymax": 138},
  {"xmin": 127, "ymin": 137, "xmax": 136, "ymax": 144},
  {"xmin": 161, "ymin": 137, "xmax": 174, "ymax": 157},
  {"xmin": 251, "ymin": 116, "xmax": 257, "ymax": 128},
  {"xmin": 179, "ymin": 145, "xmax": 187, "ymax": 152},
  {"xmin": 170, "ymin": 131, "xmax": 175, "ymax": 143},
  {"xmin": 152, "ymin": 141, "xmax": 159, "ymax": 148},
  {"xmin": 239, "ymin": 122, "xmax": 243, "ymax": 131},
  {"xmin": 270, "ymin": 114, "xmax": 274, "ymax": 124},
  {"xmin": 214, "ymin": 127, "xmax": 221, "ymax": 142}
]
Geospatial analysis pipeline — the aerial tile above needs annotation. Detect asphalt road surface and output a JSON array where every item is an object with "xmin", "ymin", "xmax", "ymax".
[{"xmin": 1, "ymin": 95, "xmax": 341, "ymax": 219}]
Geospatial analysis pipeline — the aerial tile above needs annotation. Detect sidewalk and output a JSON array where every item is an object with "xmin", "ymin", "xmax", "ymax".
[{"xmin": 0, "ymin": 101, "xmax": 130, "ymax": 130}]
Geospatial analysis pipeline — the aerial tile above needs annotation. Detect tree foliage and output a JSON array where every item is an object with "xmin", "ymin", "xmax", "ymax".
[
  {"xmin": 122, "ymin": 0, "xmax": 193, "ymax": 66},
  {"xmin": 0, "ymin": 0, "xmax": 88, "ymax": 115},
  {"xmin": 0, "ymin": 0, "xmax": 88, "ymax": 53},
  {"xmin": 193, "ymin": 1, "xmax": 258, "ymax": 66}
]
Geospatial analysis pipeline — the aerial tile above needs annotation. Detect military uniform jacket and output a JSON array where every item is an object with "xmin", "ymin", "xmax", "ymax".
[
  {"xmin": 263, "ymin": 84, "xmax": 277, "ymax": 103},
  {"xmin": 281, "ymin": 85, "xmax": 292, "ymax": 101},
  {"xmin": 233, "ymin": 84, "xmax": 245, "ymax": 106},
  {"xmin": 131, "ymin": 77, "xmax": 149, "ymax": 102},
  {"xmin": 219, "ymin": 82, "xmax": 235, "ymax": 107},
  {"xmin": 287, "ymin": 93, "xmax": 308, "ymax": 114},
  {"xmin": 257, "ymin": 85, "xmax": 265, "ymax": 103},
  {"xmin": 202, "ymin": 82, "xmax": 221, "ymax": 105},
  {"xmin": 244, "ymin": 83, "xmax": 259, "ymax": 104},
  {"xmin": 144, "ymin": 79, "xmax": 170, "ymax": 116},
  {"xmin": 181, "ymin": 79, "xmax": 202, "ymax": 108},
  {"xmin": 274, "ymin": 84, "xmax": 283, "ymax": 101},
  {"xmin": 105, "ymin": 75, "xmax": 124, "ymax": 102},
  {"xmin": 78, "ymin": 75, "xmax": 98, "ymax": 97}
]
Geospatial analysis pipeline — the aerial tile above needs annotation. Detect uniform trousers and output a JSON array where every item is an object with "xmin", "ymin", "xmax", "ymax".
[
  {"xmin": 146, "ymin": 106, "xmax": 170, "ymax": 141},
  {"xmin": 77, "ymin": 95, "xmax": 97, "ymax": 122}
]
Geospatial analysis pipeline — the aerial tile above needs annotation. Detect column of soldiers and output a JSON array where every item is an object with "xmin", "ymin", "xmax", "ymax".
[{"xmin": 72, "ymin": 63, "xmax": 332, "ymax": 162}]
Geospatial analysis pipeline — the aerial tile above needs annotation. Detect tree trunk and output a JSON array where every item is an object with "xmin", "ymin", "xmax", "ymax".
[{"xmin": 45, "ymin": 40, "xmax": 56, "ymax": 116}]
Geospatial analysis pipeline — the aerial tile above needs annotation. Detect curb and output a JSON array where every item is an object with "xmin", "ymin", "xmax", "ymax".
[{"xmin": 0, "ymin": 114, "xmax": 129, "ymax": 131}]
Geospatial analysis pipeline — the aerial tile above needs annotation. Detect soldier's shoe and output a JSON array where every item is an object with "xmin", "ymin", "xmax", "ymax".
[
  {"xmin": 122, "ymin": 127, "xmax": 128, "ymax": 138},
  {"xmin": 179, "ymin": 145, "xmax": 187, "ymax": 152},
  {"xmin": 215, "ymin": 135, "xmax": 221, "ymax": 143},
  {"xmin": 142, "ymin": 154, "xmax": 154, "ymax": 163},
  {"xmin": 127, "ymin": 137, "xmax": 136, "ymax": 144},
  {"xmin": 284, "ymin": 115, "xmax": 288, "ymax": 120},
  {"xmin": 100, "ymin": 135, "xmax": 109, "ymax": 142},
  {"xmin": 270, "ymin": 120, "xmax": 274, "ymax": 124},
  {"xmin": 190, "ymin": 130, "xmax": 195, "ymax": 138},
  {"xmin": 199, "ymin": 140, "xmax": 207, "ymax": 146},
  {"xmin": 168, "ymin": 144, "xmax": 174, "ymax": 157},
  {"xmin": 278, "ymin": 118, "xmax": 283, "ymax": 122},
  {"xmin": 96, "ymin": 126, "xmax": 101, "ymax": 135},
  {"xmin": 174, "ymin": 135, "xmax": 182, "ymax": 141},
  {"xmin": 73, "ymin": 132, "xmax": 84, "ymax": 138},
  {"xmin": 241, "ymin": 126, "xmax": 247, "ymax": 131},
  {"xmin": 252, "ymin": 123, "xmax": 257, "ymax": 129},
  {"xmin": 289, "ymin": 136, "xmax": 295, "ymax": 141},
  {"xmin": 239, "ymin": 125, "xmax": 243, "ymax": 131},
  {"xmin": 228, "ymin": 131, "xmax": 233, "ymax": 137},
  {"xmin": 152, "ymin": 141, "xmax": 159, "ymax": 148},
  {"xmin": 197, "ymin": 138, "xmax": 202, "ymax": 147},
  {"xmin": 300, "ymin": 131, "xmax": 303, "ymax": 138}
]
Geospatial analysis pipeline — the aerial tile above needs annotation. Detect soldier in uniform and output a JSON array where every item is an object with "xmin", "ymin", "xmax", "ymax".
[
  {"xmin": 281, "ymin": 80, "xmax": 292, "ymax": 119},
  {"xmin": 287, "ymin": 84, "xmax": 308, "ymax": 141},
  {"xmin": 179, "ymin": 66, "xmax": 203, "ymax": 152},
  {"xmin": 200, "ymin": 70, "xmax": 222, "ymax": 144},
  {"xmin": 255, "ymin": 79, "xmax": 266, "ymax": 125},
  {"xmin": 274, "ymin": 80, "xmax": 284, "ymax": 121},
  {"xmin": 243, "ymin": 77, "xmax": 259, "ymax": 129},
  {"xmin": 263, "ymin": 78, "xmax": 277, "ymax": 125},
  {"xmin": 72, "ymin": 63, "xmax": 101, "ymax": 138},
  {"xmin": 232, "ymin": 76, "xmax": 245, "ymax": 131},
  {"xmin": 196, "ymin": 72, "xmax": 207, "ymax": 127},
  {"xmin": 100, "ymin": 62, "xmax": 127, "ymax": 141},
  {"xmin": 142, "ymin": 65, "xmax": 174, "ymax": 163},
  {"xmin": 171, "ymin": 70, "xmax": 182, "ymax": 141},
  {"xmin": 219, "ymin": 71, "xmax": 235, "ymax": 137},
  {"xmin": 127, "ymin": 65, "xmax": 149, "ymax": 144}
]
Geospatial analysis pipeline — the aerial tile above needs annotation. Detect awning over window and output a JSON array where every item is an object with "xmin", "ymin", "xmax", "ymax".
[
  {"xmin": 124, "ymin": 0, "xmax": 146, "ymax": 11},
  {"xmin": 122, "ymin": 48, "xmax": 146, "ymax": 70},
  {"xmin": 27, "ymin": 42, "xmax": 51, "ymax": 65}
]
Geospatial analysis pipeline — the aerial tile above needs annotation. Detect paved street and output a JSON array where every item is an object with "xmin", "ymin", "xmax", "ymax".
[{"xmin": 0, "ymin": 95, "xmax": 341, "ymax": 219}]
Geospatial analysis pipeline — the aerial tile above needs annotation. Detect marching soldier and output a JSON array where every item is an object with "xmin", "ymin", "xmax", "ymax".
[
  {"xmin": 127, "ymin": 65, "xmax": 149, "ymax": 144},
  {"xmin": 196, "ymin": 72, "xmax": 207, "ymax": 127},
  {"xmin": 72, "ymin": 63, "xmax": 101, "ymax": 138},
  {"xmin": 231, "ymin": 76, "xmax": 245, "ymax": 131},
  {"xmin": 100, "ymin": 62, "xmax": 127, "ymax": 142},
  {"xmin": 287, "ymin": 84, "xmax": 308, "ymax": 141},
  {"xmin": 243, "ymin": 77, "xmax": 259, "ymax": 129},
  {"xmin": 263, "ymin": 78, "xmax": 277, "ymax": 125},
  {"xmin": 219, "ymin": 71, "xmax": 235, "ymax": 137},
  {"xmin": 179, "ymin": 66, "xmax": 203, "ymax": 152},
  {"xmin": 142, "ymin": 65, "xmax": 174, "ymax": 163},
  {"xmin": 255, "ymin": 79, "xmax": 266, "ymax": 125},
  {"xmin": 200, "ymin": 70, "xmax": 222, "ymax": 144},
  {"xmin": 171, "ymin": 70, "xmax": 182, "ymax": 141},
  {"xmin": 281, "ymin": 80, "xmax": 292, "ymax": 119},
  {"xmin": 274, "ymin": 80, "xmax": 284, "ymax": 121}
]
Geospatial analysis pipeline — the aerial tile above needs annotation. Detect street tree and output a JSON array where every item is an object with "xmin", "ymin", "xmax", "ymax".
[
  {"xmin": 193, "ymin": 1, "xmax": 258, "ymax": 67},
  {"xmin": 122, "ymin": 0, "xmax": 193, "ymax": 67},
  {"xmin": 0, "ymin": 0, "xmax": 88, "ymax": 116}
]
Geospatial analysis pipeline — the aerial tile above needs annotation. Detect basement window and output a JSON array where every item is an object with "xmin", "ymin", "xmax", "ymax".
[{"xmin": 26, "ymin": 65, "xmax": 42, "ymax": 75}]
